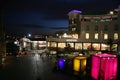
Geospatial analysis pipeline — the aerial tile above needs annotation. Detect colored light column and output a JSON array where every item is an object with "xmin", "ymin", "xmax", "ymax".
[
  {"xmin": 58, "ymin": 58, "xmax": 65, "ymax": 70},
  {"xmin": 91, "ymin": 53, "xmax": 118, "ymax": 80},
  {"xmin": 73, "ymin": 56, "xmax": 86, "ymax": 72}
]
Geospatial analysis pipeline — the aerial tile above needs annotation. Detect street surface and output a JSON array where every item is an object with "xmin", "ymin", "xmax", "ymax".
[{"xmin": 0, "ymin": 53, "xmax": 81, "ymax": 80}]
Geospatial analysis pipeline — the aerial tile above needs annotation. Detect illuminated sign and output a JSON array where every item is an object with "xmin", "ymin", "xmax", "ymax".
[{"xmin": 66, "ymin": 39, "xmax": 77, "ymax": 42}]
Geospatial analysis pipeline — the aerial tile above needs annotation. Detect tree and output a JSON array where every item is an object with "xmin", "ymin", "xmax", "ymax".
[{"xmin": 6, "ymin": 42, "xmax": 19, "ymax": 55}]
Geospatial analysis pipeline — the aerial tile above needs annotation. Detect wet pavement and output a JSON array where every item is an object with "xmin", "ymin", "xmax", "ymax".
[{"xmin": 0, "ymin": 54, "xmax": 82, "ymax": 80}]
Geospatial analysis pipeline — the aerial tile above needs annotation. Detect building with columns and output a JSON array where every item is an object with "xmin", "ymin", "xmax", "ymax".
[{"xmin": 47, "ymin": 5, "xmax": 120, "ymax": 55}]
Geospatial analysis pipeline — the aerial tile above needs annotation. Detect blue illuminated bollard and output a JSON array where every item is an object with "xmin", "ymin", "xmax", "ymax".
[{"xmin": 58, "ymin": 58, "xmax": 65, "ymax": 70}]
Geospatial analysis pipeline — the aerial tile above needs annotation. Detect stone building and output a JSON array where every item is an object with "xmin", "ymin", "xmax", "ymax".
[{"xmin": 47, "ymin": 5, "xmax": 120, "ymax": 55}]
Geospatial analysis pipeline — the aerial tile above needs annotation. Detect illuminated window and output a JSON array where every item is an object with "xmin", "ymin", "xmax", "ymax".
[
  {"xmin": 83, "ymin": 43, "xmax": 91, "ymax": 50},
  {"xmin": 75, "ymin": 43, "xmax": 82, "ymax": 50},
  {"xmin": 72, "ymin": 27, "xmax": 76, "ymax": 31},
  {"xmin": 109, "ymin": 11, "xmax": 114, "ymax": 15},
  {"xmin": 104, "ymin": 33, "xmax": 108, "ymax": 40},
  {"xmin": 72, "ymin": 18, "xmax": 74, "ymax": 24},
  {"xmin": 114, "ymin": 33, "xmax": 118, "ymax": 40},
  {"xmin": 58, "ymin": 43, "xmax": 66, "ymax": 48},
  {"xmin": 72, "ymin": 34, "xmax": 78, "ymax": 39},
  {"xmin": 101, "ymin": 43, "xmax": 108, "ymax": 50},
  {"xmin": 51, "ymin": 42, "xmax": 57, "ymax": 47},
  {"xmin": 92, "ymin": 43, "xmax": 100, "ymax": 50},
  {"xmin": 94, "ymin": 33, "xmax": 98, "ymax": 39},
  {"xmin": 47, "ymin": 42, "xmax": 50, "ymax": 47},
  {"xmin": 86, "ymin": 33, "xmax": 89, "ymax": 39},
  {"xmin": 67, "ymin": 43, "xmax": 74, "ymax": 48}
]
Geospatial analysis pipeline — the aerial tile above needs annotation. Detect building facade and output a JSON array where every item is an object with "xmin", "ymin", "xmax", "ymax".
[
  {"xmin": 47, "ymin": 5, "xmax": 120, "ymax": 54},
  {"xmin": 19, "ymin": 37, "xmax": 47, "ymax": 51}
]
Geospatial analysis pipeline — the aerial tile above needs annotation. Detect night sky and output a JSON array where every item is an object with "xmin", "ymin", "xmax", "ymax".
[{"xmin": 1, "ymin": 0, "xmax": 120, "ymax": 36}]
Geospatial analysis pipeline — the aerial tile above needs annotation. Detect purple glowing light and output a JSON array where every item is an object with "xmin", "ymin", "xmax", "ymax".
[
  {"xmin": 58, "ymin": 58, "xmax": 65, "ymax": 70},
  {"xmin": 91, "ymin": 53, "xmax": 118, "ymax": 80},
  {"xmin": 68, "ymin": 10, "xmax": 82, "ymax": 14},
  {"xmin": 118, "ymin": 5, "xmax": 120, "ymax": 9}
]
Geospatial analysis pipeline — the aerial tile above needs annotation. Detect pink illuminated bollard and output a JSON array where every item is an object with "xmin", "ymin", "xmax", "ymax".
[{"xmin": 91, "ymin": 53, "xmax": 117, "ymax": 80}]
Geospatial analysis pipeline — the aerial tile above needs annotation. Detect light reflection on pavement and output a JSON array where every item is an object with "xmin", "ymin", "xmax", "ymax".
[{"xmin": 0, "ymin": 54, "xmax": 80, "ymax": 80}]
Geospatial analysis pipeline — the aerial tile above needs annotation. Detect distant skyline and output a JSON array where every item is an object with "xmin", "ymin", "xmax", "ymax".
[{"xmin": 1, "ymin": 0, "xmax": 120, "ymax": 36}]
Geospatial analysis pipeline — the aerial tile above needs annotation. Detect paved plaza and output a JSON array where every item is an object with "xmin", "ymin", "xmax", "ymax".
[{"xmin": 0, "ymin": 54, "xmax": 84, "ymax": 80}]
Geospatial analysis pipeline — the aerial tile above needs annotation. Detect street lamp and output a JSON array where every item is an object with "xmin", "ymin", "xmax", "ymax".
[{"xmin": 28, "ymin": 34, "xmax": 31, "ymax": 37}]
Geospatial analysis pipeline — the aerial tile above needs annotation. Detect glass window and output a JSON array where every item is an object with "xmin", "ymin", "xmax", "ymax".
[
  {"xmin": 72, "ymin": 34, "xmax": 78, "ymax": 39},
  {"xmin": 67, "ymin": 43, "xmax": 74, "ymax": 48},
  {"xmin": 104, "ymin": 33, "xmax": 108, "ymax": 40},
  {"xmin": 94, "ymin": 33, "xmax": 98, "ymax": 39},
  {"xmin": 72, "ymin": 18, "xmax": 74, "ymax": 24},
  {"xmin": 114, "ymin": 33, "xmax": 118, "ymax": 40},
  {"xmin": 86, "ymin": 25, "xmax": 89, "ymax": 31},
  {"xmin": 112, "ymin": 44, "xmax": 117, "ymax": 52},
  {"xmin": 92, "ymin": 43, "xmax": 100, "ymax": 50},
  {"xmin": 47, "ymin": 42, "xmax": 50, "ymax": 47},
  {"xmin": 72, "ymin": 27, "xmax": 76, "ymax": 31},
  {"xmin": 95, "ymin": 25, "xmax": 98, "ymax": 31},
  {"xmin": 104, "ymin": 25, "xmax": 108, "ymax": 31},
  {"xmin": 58, "ymin": 43, "xmax": 66, "ymax": 48},
  {"xmin": 86, "ymin": 33, "xmax": 89, "ymax": 39},
  {"xmin": 83, "ymin": 43, "xmax": 91, "ymax": 50},
  {"xmin": 101, "ymin": 43, "xmax": 108, "ymax": 50},
  {"xmin": 114, "ymin": 25, "xmax": 119, "ymax": 31},
  {"xmin": 74, "ymin": 19, "xmax": 77, "ymax": 23},
  {"xmin": 75, "ymin": 43, "xmax": 82, "ymax": 50},
  {"xmin": 51, "ymin": 42, "xmax": 57, "ymax": 47}
]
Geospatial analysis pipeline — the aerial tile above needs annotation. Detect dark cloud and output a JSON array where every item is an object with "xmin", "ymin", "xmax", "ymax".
[
  {"xmin": 50, "ymin": 27, "xmax": 68, "ymax": 30},
  {"xmin": 1, "ymin": 0, "xmax": 120, "ymax": 35},
  {"xmin": 5, "ymin": 24, "xmax": 47, "ymax": 29}
]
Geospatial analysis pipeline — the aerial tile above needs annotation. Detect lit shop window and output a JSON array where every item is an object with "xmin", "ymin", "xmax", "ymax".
[
  {"xmin": 104, "ymin": 33, "xmax": 108, "ymax": 40},
  {"xmin": 94, "ymin": 33, "xmax": 98, "ymax": 39},
  {"xmin": 67, "ymin": 43, "xmax": 74, "ymax": 48},
  {"xmin": 92, "ymin": 43, "xmax": 100, "ymax": 50},
  {"xmin": 47, "ymin": 42, "xmax": 50, "ymax": 47},
  {"xmin": 58, "ymin": 43, "xmax": 66, "ymax": 48},
  {"xmin": 86, "ymin": 33, "xmax": 89, "ymax": 39},
  {"xmin": 104, "ymin": 25, "xmax": 108, "ymax": 31},
  {"xmin": 114, "ymin": 33, "xmax": 118, "ymax": 40},
  {"xmin": 101, "ymin": 44, "xmax": 108, "ymax": 50},
  {"xmin": 51, "ymin": 42, "xmax": 57, "ymax": 47},
  {"xmin": 83, "ymin": 43, "xmax": 91, "ymax": 50},
  {"xmin": 75, "ymin": 43, "xmax": 82, "ymax": 50}
]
